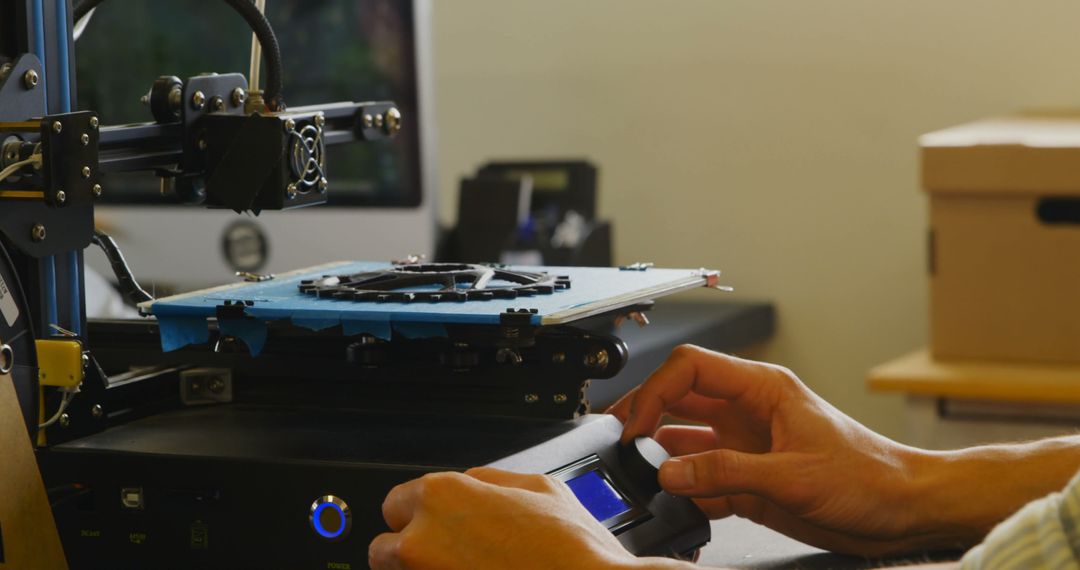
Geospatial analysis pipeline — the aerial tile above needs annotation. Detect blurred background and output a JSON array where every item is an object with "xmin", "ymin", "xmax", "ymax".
[{"xmin": 430, "ymin": 0, "xmax": 1080, "ymax": 438}]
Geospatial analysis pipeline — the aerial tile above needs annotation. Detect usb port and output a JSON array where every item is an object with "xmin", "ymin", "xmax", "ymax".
[{"xmin": 120, "ymin": 487, "xmax": 144, "ymax": 510}]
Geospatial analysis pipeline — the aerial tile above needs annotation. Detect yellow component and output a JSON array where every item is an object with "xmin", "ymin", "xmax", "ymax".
[
  {"xmin": 0, "ymin": 120, "xmax": 41, "ymax": 132},
  {"xmin": 37, "ymin": 339, "xmax": 84, "ymax": 388},
  {"xmin": 0, "ymin": 190, "xmax": 45, "ymax": 199}
]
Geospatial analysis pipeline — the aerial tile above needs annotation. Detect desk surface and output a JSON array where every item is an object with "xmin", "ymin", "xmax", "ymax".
[
  {"xmin": 868, "ymin": 348, "xmax": 1080, "ymax": 404},
  {"xmin": 700, "ymin": 517, "xmax": 961, "ymax": 569}
]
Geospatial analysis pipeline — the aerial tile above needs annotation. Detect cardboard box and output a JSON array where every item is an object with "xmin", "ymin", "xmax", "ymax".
[{"xmin": 922, "ymin": 111, "xmax": 1080, "ymax": 364}]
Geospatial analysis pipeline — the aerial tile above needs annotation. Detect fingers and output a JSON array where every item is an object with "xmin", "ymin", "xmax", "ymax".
[
  {"xmin": 621, "ymin": 346, "xmax": 791, "ymax": 444},
  {"xmin": 382, "ymin": 479, "xmax": 423, "ymax": 532},
  {"xmin": 658, "ymin": 448, "xmax": 794, "ymax": 502},
  {"xmin": 654, "ymin": 425, "xmax": 718, "ymax": 457},
  {"xmin": 368, "ymin": 532, "xmax": 405, "ymax": 570}
]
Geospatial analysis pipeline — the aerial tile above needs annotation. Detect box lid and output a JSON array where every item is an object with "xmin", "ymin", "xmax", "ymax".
[{"xmin": 921, "ymin": 110, "xmax": 1080, "ymax": 195}]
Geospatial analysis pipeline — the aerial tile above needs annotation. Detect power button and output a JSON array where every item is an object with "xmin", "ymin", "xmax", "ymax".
[{"xmin": 309, "ymin": 495, "xmax": 351, "ymax": 541}]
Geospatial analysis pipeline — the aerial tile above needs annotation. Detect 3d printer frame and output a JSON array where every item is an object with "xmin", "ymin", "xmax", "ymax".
[{"xmin": 0, "ymin": 0, "xmax": 402, "ymax": 442}]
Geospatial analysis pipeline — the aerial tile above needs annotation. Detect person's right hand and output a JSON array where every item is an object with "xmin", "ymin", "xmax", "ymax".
[{"xmin": 607, "ymin": 345, "xmax": 971, "ymax": 556}]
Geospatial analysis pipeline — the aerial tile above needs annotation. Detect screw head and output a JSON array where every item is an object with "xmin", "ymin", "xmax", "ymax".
[
  {"xmin": 208, "ymin": 377, "xmax": 226, "ymax": 394},
  {"xmin": 55, "ymin": 190, "xmax": 66, "ymax": 204},
  {"xmin": 197, "ymin": 138, "xmax": 207, "ymax": 151},
  {"xmin": 92, "ymin": 183, "xmax": 103, "ymax": 197},
  {"xmin": 314, "ymin": 113, "xmax": 326, "ymax": 128},
  {"xmin": 80, "ymin": 133, "xmax": 90, "ymax": 145},
  {"xmin": 362, "ymin": 114, "xmax": 374, "ymax": 128},
  {"xmin": 374, "ymin": 114, "xmax": 384, "ymax": 129},
  {"xmin": 51, "ymin": 121, "xmax": 62, "ymax": 134},
  {"xmin": 553, "ymin": 393, "xmax": 568, "ymax": 404},
  {"xmin": 81, "ymin": 166, "xmax": 91, "ymax": 179},
  {"xmin": 552, "ymin": 352, "xmax": 566, "ymax": 364},
  {"xmin": 23, "ymin": 69, "xmax": 38, "ymax": 89},
  {"xmin": 211, "ymin": 96, "xmax": 226, "ymax": 112},
  {"xmin": 286, "ymin": 183, "xmax": 298, "ymax": 199},
  {"xmin": 191, "ymin": 90, "xmax": 206, "ymax": 110},
  {"xmin": 59, "ymin": 413, "xmax": 70, "ymax": 427},
  {"xmin": 231, "ymin": 87, "xmax": 247, "ymax": 107},
  {"xmin": 284, "ymin": 118, "xmax": 296, "ymax": 132},
  {"xmin": 384, "ymin": 107, "xmax": 402, "ymax": 134},
  {"xmin": 89, "ymin": 116, "xmax": 99, "ymax": 129},
  {"xmin": 524, "ymin": 394, "xmax": 539, "ymax": 404},
  {"xmin": 318, "ymin": 177, "xmax": 329, "ymax": 193},
  {"xmin": 91, "ymin": 404, "xmax": 104, "ymax": 418},
  {"xmin": 31, "ymin": 224, "xmax": 46, "ymax": 241}
]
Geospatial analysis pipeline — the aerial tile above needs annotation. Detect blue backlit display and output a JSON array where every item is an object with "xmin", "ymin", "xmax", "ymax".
[{"xmin": 565, "ymin": 470, "xmax": 632, "ymax": 522}]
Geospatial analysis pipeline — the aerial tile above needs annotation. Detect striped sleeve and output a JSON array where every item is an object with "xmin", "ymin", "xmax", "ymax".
[{"xmin": 960, "ymin": 469, "xmax": 1080, "ymax": 570}]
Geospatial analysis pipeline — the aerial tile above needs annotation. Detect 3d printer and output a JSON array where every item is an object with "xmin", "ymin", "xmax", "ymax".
[{"xmin": 0, "ymin": 1, "xmax": 717, "ymax": 568}]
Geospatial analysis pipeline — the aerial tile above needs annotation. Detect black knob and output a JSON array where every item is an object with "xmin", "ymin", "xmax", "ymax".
[{"xmin": 619, "ymin": 436, "xmax": 670, "ymax": 494}]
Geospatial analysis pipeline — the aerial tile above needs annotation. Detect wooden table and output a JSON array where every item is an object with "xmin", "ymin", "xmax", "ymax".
[{"xmin": 869, "ymin": 349, "xmax": 1080, "ymax": 449}]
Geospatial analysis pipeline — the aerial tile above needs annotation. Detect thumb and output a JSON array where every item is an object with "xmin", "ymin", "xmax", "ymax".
[{"xmin": 659, "ymin": 449, "xmax": 792, "ymax": 500}]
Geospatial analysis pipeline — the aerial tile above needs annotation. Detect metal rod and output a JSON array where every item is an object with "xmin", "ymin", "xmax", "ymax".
[{"xmin": 248, "ymin": 0, "xmax": 266, "ymax": 91}]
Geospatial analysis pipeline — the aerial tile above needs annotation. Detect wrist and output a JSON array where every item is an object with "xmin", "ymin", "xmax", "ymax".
[{"xmin": 905, "ymin": 436, "xmax": 1080, "ymax": 549}]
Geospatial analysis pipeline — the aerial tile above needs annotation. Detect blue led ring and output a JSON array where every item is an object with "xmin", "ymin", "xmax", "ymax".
[{"xmin": 309, "ymin": 495, "xmax": 351, "ymax": 541}]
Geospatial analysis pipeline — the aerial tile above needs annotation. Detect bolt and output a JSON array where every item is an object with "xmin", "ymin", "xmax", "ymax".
[
  {"xmin": 191, "ymin": 90, "xmax": 206, "ymax": 110},
  {"xmin": 231, "ymin": 87, "xmax": 247, "ymax": 107},
  {"xmin": 91, "ymin": 404, "xmax": 104, "ymax": 419},
  {"xmin": 286, "ymin": 183, "xmax": 298, "ymax": 200},
  {"xmin": 584, "ymin": 349, "xmax": 610, "ymax": 370},
  {"xmin": 318, "ymin": 177, "xmax": 328, "ymax": 193},
  {"xmin": 314, "ymin": 113, "xmax": 326, "ymax": 128},
  {"xmin": 80, "ymin": 133, "xmax": 90, "ymax": 146},
  {"xmin": 92, "ymin": 183, "xmax": 103, "ymax": 198},
  {"xmin": 362, "ymin": 114, "xmax": 374, "ymax": 128},
  {"xmin": 211, "ymin": 96, "xmax": 226, "ymax": 112},
  {"xmin": 89, "ymin": 116, "xmax": 99, "ymax": 129},
  {"xmin": 208, "ymin": 377, "xmax": 226, "ymax": 394},
  {"xmin": 284, "ymin": 118, "xmax": 296, "ymax": 132},
  {"xmin": 553, "ymin": 394, "xmax": 568, "ymax": 404},
  {"xmin": 552, "ymin": 352, "xmax": 566, "ymax": 364},
  {"xmin": 23, "ymin": 69, "xmax": 38, "ymax": 89},
  {"xmin": 374, "ymin": 114, "xmax": 384, "ymax": 129},
  {"xmin": 55, "ymin": 190, "xmax": 66, "ymax": 204},
  {"xmin": 81, "ymin": 166, "xmax": 91, "ymax": 179},
  {"xmin": 59, "ymin": 413, "xmax": 70, "ymax": 427},
  {"xmin": 31, "ymin": 224, "xmax": 46, "ymax": 241},
  {"xmin": 524, "ymin": 394, "xmax": 539, "ymax": 404},
  {"xmin": 51, "ymin": 121, "xmax": 62, "ymax": 134},
  {"xmin": 385, "ymin": 107, "xmax": 402, "ymax": 134}
]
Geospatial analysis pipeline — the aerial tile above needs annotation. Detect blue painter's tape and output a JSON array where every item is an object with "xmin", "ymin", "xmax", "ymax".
[
  {"xmin": 342, "ymin": 320, "xmax": 392, "ymax": 340},
  {"xmin": 393, "ymin": 322, "xmax": 447, "ymax": 339},
  {"xmin": 159, "ymin": 316, "xmax": 211, "ymax": 352},
  {"xmin": 219, "ymin": 318, "xmax": 269, "ymax": 357},
  {"xmin": 292, "ymin": 318, "xmax": 340, "ymax": 332}
]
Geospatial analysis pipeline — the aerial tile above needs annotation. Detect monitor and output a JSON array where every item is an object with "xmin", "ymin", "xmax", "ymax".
[{"xmin": 77, "ymin": 0, "xmax": 437, "ymax": 292}]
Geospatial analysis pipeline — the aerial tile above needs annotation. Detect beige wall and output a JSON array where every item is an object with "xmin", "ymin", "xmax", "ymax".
[{"xmin": 430, "ymin": 0, "xmax": 1080, "ymax": 439}]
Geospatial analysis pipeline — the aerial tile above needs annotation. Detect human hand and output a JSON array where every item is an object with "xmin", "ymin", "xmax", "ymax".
[
  {"xmin": 608, "ymin": 345, "xmax": 959, "ymax": 556},
  {"xmin": 369, "ymin": 467, "xmax": 689, "ymax": 570}
]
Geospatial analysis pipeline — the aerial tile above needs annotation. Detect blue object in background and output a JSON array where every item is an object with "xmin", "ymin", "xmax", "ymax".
[{"xmin": 565, "ymin": 470, "xmax": 631, "ymax": 523}]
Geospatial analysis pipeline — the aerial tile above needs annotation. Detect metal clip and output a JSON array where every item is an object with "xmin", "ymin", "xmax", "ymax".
[
  {"xmin": 619, "ymin": 262, "xmax": 654, "ymax": 271},
  {"xmin": 236, "ymin": 272, "xmax": 275, "ymax": 282}
]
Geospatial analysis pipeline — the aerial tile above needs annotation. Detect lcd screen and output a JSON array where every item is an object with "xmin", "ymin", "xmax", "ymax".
[{"xmin": 565, "ymin": 470, "xmax": 632, "ymax": 523}]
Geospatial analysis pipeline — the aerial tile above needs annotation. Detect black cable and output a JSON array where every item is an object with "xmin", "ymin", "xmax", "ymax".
[
  {"xmin": 73, "ymin": 0, "xmax": 285, "ymax": 111},
  {"xmin": 90, "ymin": 230, "xmax": 154, "ymax": 306}
]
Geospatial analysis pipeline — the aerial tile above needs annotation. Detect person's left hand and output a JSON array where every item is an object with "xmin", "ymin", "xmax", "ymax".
[{"xmin": 368, "ymin": 467, "xmax": 642, "ymax": 570}]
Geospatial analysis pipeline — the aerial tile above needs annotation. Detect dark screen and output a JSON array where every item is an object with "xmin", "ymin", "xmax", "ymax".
[{"xmin": 73, "ymin": 0, "xmax": 421, "ymax": 207}]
